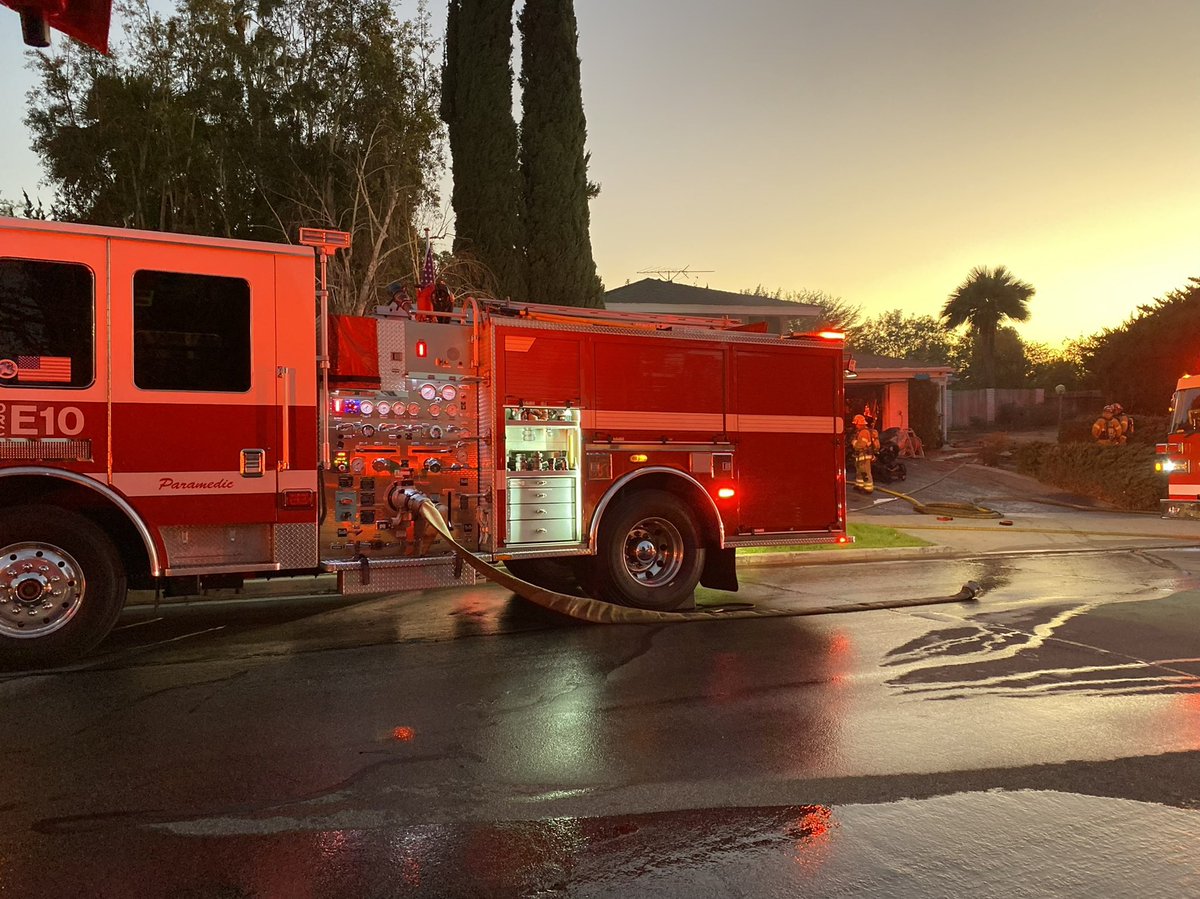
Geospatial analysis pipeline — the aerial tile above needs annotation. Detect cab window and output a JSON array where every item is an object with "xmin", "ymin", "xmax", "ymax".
[
  {"xmin": 0, "ymin": 258, "xmax": 95, "ymax": 389},
  {"xmin": 133, "ymin": 270, "xmax": 251, "ymax": 392}
]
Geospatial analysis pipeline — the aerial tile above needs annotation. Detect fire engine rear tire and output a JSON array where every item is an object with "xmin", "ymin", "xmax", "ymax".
[
  {"xmin": 0, "ymin": 506, "xmax": 127, "ymax": 667},
  {"xmin": 589, "ymin": 490, "xmax": 705, "ymax": 612}
]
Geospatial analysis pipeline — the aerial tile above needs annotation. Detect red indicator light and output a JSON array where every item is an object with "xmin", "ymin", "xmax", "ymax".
[
  {"xmin": 717, "ymin": 487, "xmax": 736, "ymax": 499},
  {"xmin": 331, "ymin": 398, "xmax": 344, "ymax": 414},
  {"xmin": 392, "ymin": 726, "xmax": 415, "ymax": 742},
  {"xmin": 281, "ymin": 490, "xmax": 316, "ymax": 509},
  {"xmin": 836, "ymin": 535, "xmax": 849, "ymax": 544},
  {"xmin": 415, "ymin": 340, "xmax": 428, "ymax": 358}
]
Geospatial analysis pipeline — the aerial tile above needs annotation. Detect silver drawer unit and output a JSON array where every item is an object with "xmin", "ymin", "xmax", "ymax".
[
  {"xmin": 508, "ymin": 517, "xmax": 578, "ymax": 544},
  {"xmin": 508, "ymin": 501, "xmax": 575, "ymax": 522},
  {"xmin": 507, "ymin": 475, "xmax": 573, "ymax": 489},
  {"xmin": 506, "ymin": 481, "xmax": 576, "ymax": 504}
]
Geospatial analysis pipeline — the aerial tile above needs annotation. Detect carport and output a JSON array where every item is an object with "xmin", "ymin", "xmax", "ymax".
[{"xmin": 845, "ymin": 351, "xmax": 953, "ymax": 443}]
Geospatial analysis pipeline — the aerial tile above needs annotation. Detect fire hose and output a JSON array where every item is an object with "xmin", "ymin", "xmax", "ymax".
[
  {"xmin": 397, "ymin": 492, "xmax": 983, "ymax": 624},
  {"xmin": 870, "ymin": 486, "xmax": 1005, "ymax": 520}
]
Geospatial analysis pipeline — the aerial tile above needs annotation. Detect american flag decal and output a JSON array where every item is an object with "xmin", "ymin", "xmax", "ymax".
[{"xmin": 17, "ymin": 356, "xmax": 72, "ymax": 384}]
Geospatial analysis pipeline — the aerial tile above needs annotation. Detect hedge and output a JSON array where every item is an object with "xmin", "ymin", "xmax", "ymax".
[{"xmin": 1013, "ymin": 441, "xmax": 1164, "ymax": 511}]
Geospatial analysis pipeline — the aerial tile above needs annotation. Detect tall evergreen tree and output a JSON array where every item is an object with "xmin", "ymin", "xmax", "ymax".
[
  {"xmin": 441, "ymin": 0, "xmax": 527, "ymax": 300},
  {"xmin": 518, "ymin": 0, "xmax": 603, "ymax": 308}
]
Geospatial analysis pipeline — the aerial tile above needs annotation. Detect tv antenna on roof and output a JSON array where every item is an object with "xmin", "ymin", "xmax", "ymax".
[{"xmin": 637, "ymin": 266, "xmax": 714, "ymax": 284}]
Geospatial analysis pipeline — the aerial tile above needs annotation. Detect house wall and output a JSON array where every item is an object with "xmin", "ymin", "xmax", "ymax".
[{"xmin": 885, "ymin": 381, "xmax": 909, "ymax": 429}]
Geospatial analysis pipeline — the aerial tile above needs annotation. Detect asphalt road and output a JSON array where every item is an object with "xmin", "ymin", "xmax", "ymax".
[
  {"xmin": 6, "ymin": 551, "xmax": 1200, "ymax": 896},
  {"xmin": 4, "ymin": 459, "xmax": 1200, "ymax": 897}
]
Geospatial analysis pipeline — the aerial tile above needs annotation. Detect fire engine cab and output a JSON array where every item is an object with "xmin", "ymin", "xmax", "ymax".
[
  {"xmin": 0, "ymin": 217, "xmax": 848, "ymax": 664},
  {"xmin": 1158, "ymin": 373, "xmax": 1200, "ymax": 519}
]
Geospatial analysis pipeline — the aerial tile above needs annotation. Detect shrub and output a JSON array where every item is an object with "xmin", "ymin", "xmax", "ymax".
[
  {"xmin": 1014, "ymin": 441, "xmax": 1164, "ymax": 510},
  {"xmin": 1058, "ymin": 414, "xmax": 1096, "ymax": 444},
  {"xmin": 978, "ymin": 433, "xmax": 1011, "ymax": 467},
  {"xmin": 995, "ymin": 402, "xmax": 1060, "ymax": 430},
  {"xmin": 908, "ymin": 379, "xmax": 945, "ymax": 449},
  {"xmin": 1059, "ymin": 412, "xmax": 1169, "ymax": 446},
  {"xmin": 1127, "ymin": 413, "xmax": 1168, "ymax": 446}
]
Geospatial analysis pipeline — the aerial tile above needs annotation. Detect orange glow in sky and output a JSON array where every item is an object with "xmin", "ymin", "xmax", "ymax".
[
  {"xmin": 2, "ymin": 1, "xmax": 1195, "ymax": 347},
  {"xmin": 577, "ymin": 0, "xmax": 1200, "ymax": 346}
]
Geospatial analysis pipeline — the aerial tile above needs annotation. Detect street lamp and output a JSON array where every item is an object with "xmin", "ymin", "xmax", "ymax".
[{"xmin": 1055, "ymin": 384, "xmax": 1066, "ymax": 433}]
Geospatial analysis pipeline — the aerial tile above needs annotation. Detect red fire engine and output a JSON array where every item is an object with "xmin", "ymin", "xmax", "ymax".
[
  {"xmin": 1157, "ymin": 373, "xmax": 1200, "ymax": 518},
  {"xmin": 0, "ymin": 217, "xmax": 848, "ymax": 664}
]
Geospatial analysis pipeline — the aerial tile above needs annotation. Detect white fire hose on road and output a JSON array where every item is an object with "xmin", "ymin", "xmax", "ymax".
[{"xmin": 397, "ymin": 492, "xmax": 983, "ymax": 625}]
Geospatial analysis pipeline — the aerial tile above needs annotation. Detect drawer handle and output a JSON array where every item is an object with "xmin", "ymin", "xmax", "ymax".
[
  {"xmin": 533, "ymin": 492, "xmax": 547, "ymax": 498},
  {"xmin": 534, "ymin": 508, "xmax": 547, "ymax": 515},
  {"xmin": 535, "ymin": 528, "xmax": 547, "ymax": 534}
]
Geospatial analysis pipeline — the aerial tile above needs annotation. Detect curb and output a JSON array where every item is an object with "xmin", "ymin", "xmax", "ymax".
[{"xmin": 737, "ymin": 545, "xmax": 954, "ymax": 567}]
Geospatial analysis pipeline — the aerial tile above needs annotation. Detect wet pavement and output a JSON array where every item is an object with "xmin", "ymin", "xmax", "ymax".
[{"xmin": 5, "ymin": 456, "xmax": 1200, "ymax": 897}]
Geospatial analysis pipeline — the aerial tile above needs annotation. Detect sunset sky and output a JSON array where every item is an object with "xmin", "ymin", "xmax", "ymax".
[{"xmin": 2, "ymin": 0, "xmax": 1197, "ymax": 346}]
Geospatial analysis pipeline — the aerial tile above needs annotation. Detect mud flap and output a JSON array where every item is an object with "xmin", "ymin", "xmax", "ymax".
[{"xmin": 700, "ymin": 547, "xmax": 738, "ymax": 592}]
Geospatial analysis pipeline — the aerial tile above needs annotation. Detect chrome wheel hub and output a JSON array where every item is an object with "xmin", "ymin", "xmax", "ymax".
[
  {"xmin": 622, "ymin": 517, "xmax": 684, "ymax": 587},
  {"xmin": 0, "ymin": 542, "xmax": 86, "ymax": 639}
]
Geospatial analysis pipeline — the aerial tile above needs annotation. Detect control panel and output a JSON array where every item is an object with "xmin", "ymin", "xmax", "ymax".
[{"xmin": 320, "ymin": 315, "xmax": 489, "ymax": 562}]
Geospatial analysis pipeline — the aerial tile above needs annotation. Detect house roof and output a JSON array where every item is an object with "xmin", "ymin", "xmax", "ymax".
[
  {"xmin": 604, "ymin": 278, "xmax": 819, "ymax": 314},
  {"xmin": 848, "ymin": 350, "xmax": 954, "ymax": 379}
]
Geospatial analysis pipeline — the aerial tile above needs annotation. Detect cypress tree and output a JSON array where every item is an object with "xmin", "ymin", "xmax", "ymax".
[
  {"xmin": 518, "ymin": 0, "xmax": 604, "ymax": 307},
  {"xmin": 441, "ymin": 0, "xmax": 527, "ymax": 300}
]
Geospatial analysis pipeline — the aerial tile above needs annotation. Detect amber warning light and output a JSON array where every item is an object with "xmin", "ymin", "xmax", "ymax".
[
  {"xmin": 415, "ymin": 340, "xmax": 428, "ymax": 358},
  {"xmin": 818, "ymin": 330, "xmax": 845, "ymax": 341}
]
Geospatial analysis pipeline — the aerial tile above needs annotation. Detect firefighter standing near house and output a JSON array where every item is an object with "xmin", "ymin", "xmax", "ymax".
[
  {"xmin": 851, "ymin": 414, "xmax": 881, "ymax": 493},
  {"xmin": 1092, "ymin": 404, "xmax": 1123, "ymax": 446}
]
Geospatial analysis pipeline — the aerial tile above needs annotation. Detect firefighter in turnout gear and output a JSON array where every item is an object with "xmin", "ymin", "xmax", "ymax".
[
  {"xmin": 1092, "ymin": 404, "xmax": 1123, "ymax": 446},
  {"xmin": 1113, "ymin": 403, "xmax": 1133, "ymax": 443},
  {"xmin": 851, "ymin": 414, "xmax": 881, "ymax": 493}
]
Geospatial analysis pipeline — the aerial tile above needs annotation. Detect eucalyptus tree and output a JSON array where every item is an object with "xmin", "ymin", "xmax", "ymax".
[{"xmin": 25, "ymin": 0, "xmax": 443, "ymax": 313}]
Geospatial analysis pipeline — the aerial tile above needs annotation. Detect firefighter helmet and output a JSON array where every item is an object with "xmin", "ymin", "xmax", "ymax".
[{"xmin": 852, "ymin": 414, "xmax": 867, "ymax": 427}]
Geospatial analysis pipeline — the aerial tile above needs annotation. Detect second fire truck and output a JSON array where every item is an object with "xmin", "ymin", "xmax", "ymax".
[
  {"xmin": 1157, "ymin": 373, "xmax": 1200, "ymax": 518},
  {"xmin": 0, "ymin": 217, "xmax": 848, "ymax": 664}
]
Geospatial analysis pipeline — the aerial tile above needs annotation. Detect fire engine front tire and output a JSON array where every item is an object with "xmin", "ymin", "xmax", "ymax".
[
  {"xmin": 0, "ymin": 506, "xmax": 127, "ymax": 667},
  {"xmin": 589, "ymin": 490, "xmax": 705, "ymax": 612}
]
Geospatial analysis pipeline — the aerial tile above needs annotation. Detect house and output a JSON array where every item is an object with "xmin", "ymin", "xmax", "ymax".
[{"xmin": 603, "ymin": 279, "xmax": 953, "ymax": 442}]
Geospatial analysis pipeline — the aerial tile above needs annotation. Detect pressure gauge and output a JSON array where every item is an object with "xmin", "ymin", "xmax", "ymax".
[
  {"xmin": 428, "ymin": 403, "xmax": 442, "ymax": 417},
  {"xmin": 440, "ymin": 384, "xmax": 458, "ymax": 402},
  {"xmin": 444, "ymin": 404, "xmax": 458, "ymax": 417},
  {"xmin": 350, "ymin": 457, "xmax": 366, "ymax": 474},
  {"xmin": 360, "ymin": 400, "xmax": 375, "ymax": 416},
  {"xmin": 377, "ymin": 401, "xmax": 392, "ymax": 416},
  {"xmin": 419, "ymin": 383, "xmax": 438, "ymax": 401},
  {"xmin": 407, "ymin": 403, "xmax": 421, "ymax": 417},
  {"xmin": 455, "ymin": 444, "xmax": 470, "ymax": 465}
]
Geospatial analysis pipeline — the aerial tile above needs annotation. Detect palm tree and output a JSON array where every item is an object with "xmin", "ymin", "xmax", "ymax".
[{"xmin": 941, "ymin": 265, "xmax": 1034, "ymax": 387}]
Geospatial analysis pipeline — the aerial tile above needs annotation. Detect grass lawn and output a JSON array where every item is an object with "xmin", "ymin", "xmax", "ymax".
[{"xmin": 735, "ymin": 522, "xmax": 930, "ymax": 554}]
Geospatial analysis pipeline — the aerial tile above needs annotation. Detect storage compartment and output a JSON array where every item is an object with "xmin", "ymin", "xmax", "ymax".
[{"xmin": 504, "ymin": 405, "xmax": 581, "ymax": 545}]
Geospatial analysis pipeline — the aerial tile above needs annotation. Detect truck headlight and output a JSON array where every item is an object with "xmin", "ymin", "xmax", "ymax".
[{"xmin": 1157, "ymin": 458, "xmax": 1191, "ymax": 474}]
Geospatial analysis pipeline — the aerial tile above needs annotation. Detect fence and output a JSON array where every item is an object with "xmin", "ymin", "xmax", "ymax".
[{"xmin": 947, "ymin": 388, "xmax": 1103, "ymax": 428}]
